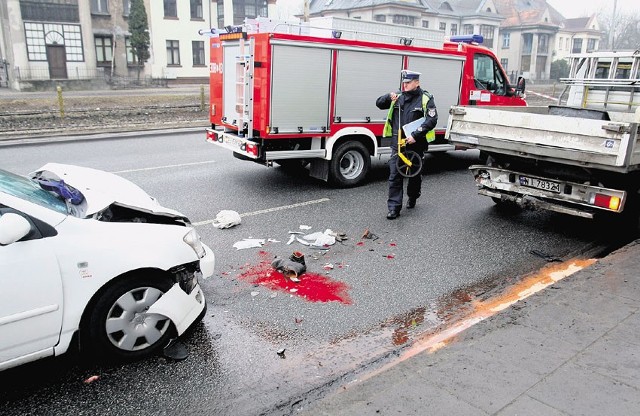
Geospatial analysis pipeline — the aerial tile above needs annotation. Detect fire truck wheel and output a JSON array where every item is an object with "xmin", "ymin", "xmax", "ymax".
[{"xmin": 330, "ymin": 141, "xmax": 370, "ymax": 188}]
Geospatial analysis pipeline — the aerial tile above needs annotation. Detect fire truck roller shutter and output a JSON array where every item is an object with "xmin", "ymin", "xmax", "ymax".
[
  {"xmin": 222, "ymin": 43, "xmax": 241, "ymax": 126},
  {"xmin": 270, "ymin": 45, "xmax": 331, "ymax": 133},
  {"xmin": 334, "ymin": 50, "xmax": 402, "ymax": 123},
  {"xmin": 406, "ymin": 55, "xmax": 465, "ymax": 131}
]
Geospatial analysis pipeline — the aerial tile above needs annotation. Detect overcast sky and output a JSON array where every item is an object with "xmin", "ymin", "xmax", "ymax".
[
  {"xmin": 546, "ymin": 0, "xmax": 636, "ymax": 18},
  {"xmin": 274, "ymin": 0, "xmax": 637, "ymax": 20}
]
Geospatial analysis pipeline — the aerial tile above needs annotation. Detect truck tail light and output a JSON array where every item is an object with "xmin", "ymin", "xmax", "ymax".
[
  {"xmin": 246, "ymin": 143, "xmax": 259, "ymax": 157},
  {"xmin": 590, "ymin": 193, "xmax": 621, "ymax": 211}
]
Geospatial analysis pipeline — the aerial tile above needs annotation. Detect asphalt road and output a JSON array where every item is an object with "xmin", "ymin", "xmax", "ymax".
[{"xmin": 0, "ymin": 131, "xmax": 626, "ymax": 415}]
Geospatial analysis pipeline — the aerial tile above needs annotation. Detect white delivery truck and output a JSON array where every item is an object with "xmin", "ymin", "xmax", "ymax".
[{"xmin": 446, "ymin": 50, "xmax": 640, "ymax": 219}]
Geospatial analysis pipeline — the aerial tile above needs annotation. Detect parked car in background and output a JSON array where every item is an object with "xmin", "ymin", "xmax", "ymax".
[{"xmin": 0, "ymin": 163, "xmax": 214, "ymax": 371}]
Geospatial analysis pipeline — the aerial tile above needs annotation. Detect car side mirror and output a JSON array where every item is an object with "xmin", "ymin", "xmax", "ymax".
[
  {"xmin": 0, "ymin": 213, "xmax": 31, "ymax": 245},
  {"xmin": 515, "ymin": 76, "xmax": 526, "ymax": 97}
]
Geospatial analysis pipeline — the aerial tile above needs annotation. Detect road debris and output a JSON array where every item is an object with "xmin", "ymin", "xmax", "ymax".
[
  {"xmin": 300, "ymin": 229, "xmax": 337, "ymax": 247},
  {"xmin": 272, "ymin": 251, "xmax": 307, "ymax": 281},
  {"xmin": 361, "ymin": 228, "xmax": 379, "ymax": 240},
  {"xmin": 277, "ymin": 348, "xmax": 286, "ymax": 358},
  {"xmin": 83, "ymin": 375, "xmax": 100, "ymax": 384},
  {"xmin": 163, "ymin": 339, "xmax": 188, "ymax": 361},
  {"xmin": 323, "ymin": 263, "xmax": 334, "ymax": 270},
  {"xmin": 299, "ymin": 225, "xmax": 312, "ymax": 230},
  {"xmin": 233, "ymin": 238, "xmax": 265, "ymax": 250},
  {"xmin": 530, "ymin": 249, "xmax": 563, "ymax": 262},
  {"xmin": 212, "ymin": 210, "xmax": 242, "ymax": 229}
]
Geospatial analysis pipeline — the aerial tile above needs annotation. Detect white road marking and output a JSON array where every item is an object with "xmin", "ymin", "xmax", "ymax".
[
  {"xmin": 526, "ymin": 90, "xmax": 556, "ymax": 101},
  {"xmin": 112, "ymin": 160, "xmax": 216, "ymax": 174},
  {"xmin": 192, "ymin": 198, "xmax": 331, "ymax": 226}
]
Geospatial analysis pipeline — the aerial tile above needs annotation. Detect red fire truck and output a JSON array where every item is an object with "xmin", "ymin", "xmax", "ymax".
[{"xmin": 205, "ymin": 18, "xmax": 526, "ymax": 187}]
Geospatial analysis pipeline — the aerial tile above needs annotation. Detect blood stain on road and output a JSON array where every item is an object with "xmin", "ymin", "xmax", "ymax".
[{"xmin": 237, "ymin": 251, "xmax": 353, "ymax": 304}]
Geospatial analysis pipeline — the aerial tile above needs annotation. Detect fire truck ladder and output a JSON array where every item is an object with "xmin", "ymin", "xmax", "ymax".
[{"xmin": 235, "ymin": 37, "xmax": 255, "ymax": 138}]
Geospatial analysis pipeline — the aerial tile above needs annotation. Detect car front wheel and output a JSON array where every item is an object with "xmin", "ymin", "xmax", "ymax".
[{"xmin": 83, "ymin": 274, "xmax": 176, "ymax": 360}]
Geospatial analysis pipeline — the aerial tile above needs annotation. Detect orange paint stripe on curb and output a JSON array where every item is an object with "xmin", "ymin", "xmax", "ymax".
[{"xmin": 356, "ymin": 258, "xmax": 597, "ymax": 384}]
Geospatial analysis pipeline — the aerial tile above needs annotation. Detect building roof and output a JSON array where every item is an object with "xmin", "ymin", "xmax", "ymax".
[
  {"xmin": 492, "ymin": 0, "xmax": 564, "ymax": 28},
  {"xmin": 309, "ymin": 0, "xmax": 429, "ymax": 15},
  {"xmin": 309, "ymin": 0, "xmax": 502, "ymax": 19}
]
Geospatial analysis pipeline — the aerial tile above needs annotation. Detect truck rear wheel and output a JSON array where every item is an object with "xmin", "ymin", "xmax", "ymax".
[{"xmin": 329, "ymin": 141, "xmax": 370, "ymax": 187}]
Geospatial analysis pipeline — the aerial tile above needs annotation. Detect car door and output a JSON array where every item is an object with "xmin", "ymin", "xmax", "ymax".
[{"xmin": 0, "ymin": 207, "xmax": 64, "ymax": 368}]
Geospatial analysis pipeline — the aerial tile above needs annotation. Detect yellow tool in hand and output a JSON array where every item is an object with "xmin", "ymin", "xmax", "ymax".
[{"xmin": 395, "ymin": 107, "xmax": 423, "ymax": 178}]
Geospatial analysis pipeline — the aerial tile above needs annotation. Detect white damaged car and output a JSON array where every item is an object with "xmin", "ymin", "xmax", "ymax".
[{"xmin": 0, "ymin": 163, "xmax": 214, "ymax": 371}]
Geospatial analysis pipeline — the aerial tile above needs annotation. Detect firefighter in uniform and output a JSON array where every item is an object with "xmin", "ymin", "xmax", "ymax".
[{"xmin": 376, "ymin": 70, "xmax": 438, "ymax": 219}]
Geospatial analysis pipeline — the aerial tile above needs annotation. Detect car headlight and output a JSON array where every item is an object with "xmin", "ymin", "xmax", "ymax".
[{"xmin": 183, "ymin": 228, "xmax": 206, "ymax": 258}]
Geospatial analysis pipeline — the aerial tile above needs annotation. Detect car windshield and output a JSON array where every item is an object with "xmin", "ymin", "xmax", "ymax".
[{"xmin": 0, "ymin": 169, "xmax": 68, "ymax": 215}]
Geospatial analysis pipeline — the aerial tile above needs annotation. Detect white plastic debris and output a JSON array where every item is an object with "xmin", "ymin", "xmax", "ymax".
[
  {"xmin": 212, "ymin": 210, "xmax": 242, "ymax": 229},
  {"xmin": 287, "ymin": 235, "xmax": 296, "ymax": 245},
  {"xmin": 301, "ymin": 229, "xmax": 336, "ymax": 247},
  {"xmin": 299, "ymin": 225, "xmax": 312, "ymax": 230},
  {"xmin": 232, "ymin": 238, "xmax": 265, "ymax": 250},
  {"xmin": 267, "ymin": 238, "xmax": 280, "ymax": 243},
  {"xmin": 296, "ymin": 237, "xmax": 311, "ymax": 246}
]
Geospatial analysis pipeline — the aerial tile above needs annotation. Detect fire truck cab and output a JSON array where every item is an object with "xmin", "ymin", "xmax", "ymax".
[{"xmin": 206, "ymin": 18, "xmax": 526, "ymax": 187}]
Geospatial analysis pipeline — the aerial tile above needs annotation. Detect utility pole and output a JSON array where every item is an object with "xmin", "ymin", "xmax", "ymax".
[{"xmin": 608, "ymin": 0, "xmax": 617, "ymax": 50}]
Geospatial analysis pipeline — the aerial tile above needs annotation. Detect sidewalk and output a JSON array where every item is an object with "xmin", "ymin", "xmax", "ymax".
[{"xmin": 300, "ymin": 240, "xmax": 640, "ymax": 415}]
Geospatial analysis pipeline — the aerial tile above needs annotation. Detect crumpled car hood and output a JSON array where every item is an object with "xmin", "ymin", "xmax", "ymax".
[{"xmin": 31, "ymin": 163, "xmax": 184, "ymax": 218}]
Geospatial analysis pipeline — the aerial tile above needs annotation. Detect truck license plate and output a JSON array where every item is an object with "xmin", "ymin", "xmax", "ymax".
[
  {"xmin": 519, "ymin": 176, "xmax": 561, "ymax": 193},
  {"xmin": 224, "ymin": 135, "xmax": 244, "ymax": 149}
]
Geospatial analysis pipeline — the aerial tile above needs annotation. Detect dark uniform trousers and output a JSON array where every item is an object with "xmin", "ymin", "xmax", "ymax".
[{"xmin": 387, "ymin": 143, "xmax": 426, "ymax": 212}]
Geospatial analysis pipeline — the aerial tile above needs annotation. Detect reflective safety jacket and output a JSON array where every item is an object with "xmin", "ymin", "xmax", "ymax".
[{"xmin": 382, "ymin": 91, "xmax": 436, "ymax": 143}]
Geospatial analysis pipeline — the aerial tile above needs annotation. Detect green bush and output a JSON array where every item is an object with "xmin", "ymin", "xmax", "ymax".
[{"xmin": 550, "ymin": 59, "xmax": 569, "ymax": 80}]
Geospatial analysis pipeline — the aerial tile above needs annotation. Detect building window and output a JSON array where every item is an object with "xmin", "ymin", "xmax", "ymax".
[
  {"xmin": 523, "ymin": 33, "xmax": 533, "ymax": 54},
  {"xmin": 463, "ymin": 24, "xmax": 473, "ymax": 35},
  {"xmin": 393, "ymin": 15, "xmax": 415, "ymax": 26},
  {"xmin": 91, "ymin": 0, "xmax": 109, "ymax": 14},
  {"xmin": 374, "ymin": 15, "xmax": 386, "ymax": 22},
  {"xmin": 21, "ymin": 0, "xmax": 80, "ymax": 22},
  {"xmin": 501, "ymin": 58, "xmax": 508, "ymax": 71},
  {"xmin": 191, "ymin": 0, "xmax": 203, "ymax": 19},
  {"xmin": 480, "ymin": 25, "xmax": 495, "ymax": 48},
  {"xmin": 572, "ymin": 38, "xmax": 583, "ymax": 53},
  {"xmin": 233, "ymin": 0, "xmax": 268, "ymax": 25},
  {"xmin": 538, "ymin": 34, "xmax": 548, "ymax": 53},
  {"xmin": 502, "ymin": 32, "xmax": 510, "ymax": 48},
  {"xmin": 217, "ymin": 4, "xmax": 224, "ymax": 28},
  {"xmin": 422, "ymin": 20, "xmax": 429, "ymax": 28},
  {"xmin": 95, "ymin": 36, "xmax": 113, "ymax": 66},
  {"xmin": 123, "ymin": 0, "xmax": 130, "ymax": 16},
  {"xmin": 25, "ymin": 22, "xmax": 84, "ymax": 62},
  {"xmin": 125, "ymin": 37, "xmax": 137, "ymax": 65},
  {"xmin": 450, "ymin": 24, "xmax": 457, "ymax": 36},
  {"xmin": 166, "ymin": 40, "xmax": 180, "ymax": 65},
  {"xmin": 587, "ymin": 38, "xmax": 596, "ymax": 52},
  {"xmin": 439, "ymin": 22, "xmax": 446, "ymax": 31},
  {"xmin": 192, "ymin": 41, "xmax": 205, "ymax": 66},
  {"xmin": 164, "ymin": 0, "xmax": 177, "ymax": 18}
]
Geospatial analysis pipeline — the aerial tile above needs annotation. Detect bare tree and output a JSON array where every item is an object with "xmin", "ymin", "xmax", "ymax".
[{"xmin": 598, "ymin": 7, "xmax": 640, "ymax": 51}]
